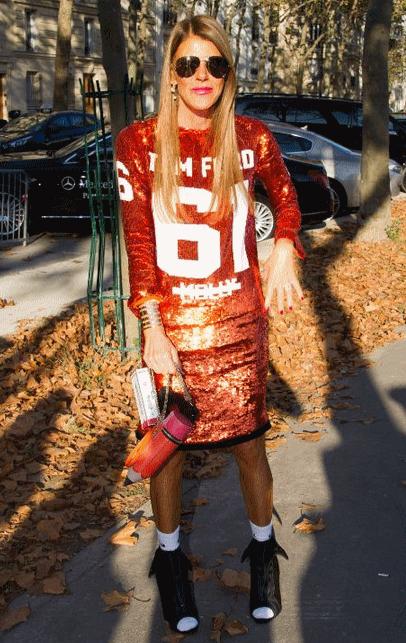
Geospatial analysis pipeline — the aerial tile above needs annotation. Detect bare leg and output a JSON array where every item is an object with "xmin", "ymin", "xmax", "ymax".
[
  {"xmin": 233, "ymin": 435, "xmax": 273, "ymax": 525},
  {"xmin": 150, "ymin": 449, "xmax": 186, "ymax": 532}
]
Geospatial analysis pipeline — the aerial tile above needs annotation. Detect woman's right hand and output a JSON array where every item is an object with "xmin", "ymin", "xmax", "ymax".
[{"xmin": 143, "ymin": 327, "xmax": 181, "ymax": 375}]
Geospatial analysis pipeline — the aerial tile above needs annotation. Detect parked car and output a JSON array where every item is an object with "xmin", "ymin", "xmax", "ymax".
[
  {"xmin": 0, "ymin": 130, "xmax": 332, "ymax": 241},
  {"xmin": 263, "ymin": 121, "xmax": 402, "ymax": 216},
  {"xmin": 236, "ymin": 93, "xmax": 406, "ymax": 166},
  {"xmin": 0, "ymin": 111, "xmax": 99, "ymax": 154}
]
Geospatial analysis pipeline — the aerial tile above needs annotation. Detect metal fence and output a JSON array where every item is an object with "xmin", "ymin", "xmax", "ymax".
[
  {"xmin": 0, "ymin": 170, "xmax": 29, "ymax": 246},
  {"xmin": 80, "ymin": 76, "xmax": 144, "ymax": 354}
]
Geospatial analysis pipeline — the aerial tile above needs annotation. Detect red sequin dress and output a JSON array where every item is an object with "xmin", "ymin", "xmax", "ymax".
[{"xmin": 116, "ymin": 115, "xmax": 303, "ymax": 449}]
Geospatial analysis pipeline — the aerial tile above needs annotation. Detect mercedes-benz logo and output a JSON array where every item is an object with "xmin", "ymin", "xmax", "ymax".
[{"xmin": 61, "ymin": 176, "xmax": 76, "ymax": 190}]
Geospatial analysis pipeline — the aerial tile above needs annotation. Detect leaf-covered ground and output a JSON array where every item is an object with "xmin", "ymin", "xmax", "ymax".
[{"xmin": 0, "ymin": 200, "xmax": 405, "ymax": 619}]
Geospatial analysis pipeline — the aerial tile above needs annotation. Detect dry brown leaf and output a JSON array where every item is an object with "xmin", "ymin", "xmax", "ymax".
[
  {"xmin": 137, "ymin": 516, "xmax": 154, "ymax": 529},
  {"xmin": 222, "ymin": 548, "xmax": 238, "ymax": 557},
  {"xmin": 14, "ymin": 570, "xmax": 35, "ymax": 590},
  {"xmin": 101, "ymin": 589, "xmax": 131, "ymax": 612},
  {"xmin": 210, "ymin": 612, "xmax": 227, "ymax": 642},
  {"xmin": 36, "ymin": 518, "xmax": 63, "ymax": 541},
  {"xmin": 187, "ymin": 554, "xmax": 203, "ymax": 568},
  {"xmin": 110, "ymin": 521, "xmax": 139, "ymax": 546},
  {"xmin": 42, "ymin": 571, "xmax": 66, "ymax": 595},
  {"xmin": 79, "ymin": 528, "xmax": 104, "ymax": 542},
  {"xmin": 191, "ymin": 567, "xmax": 212, "ymax": 582},
  {"xmin": 294, "ymin": 516, "xmax": 326, "ymax": 534},
  {"xmin": 0, "ymin": 606, "xmax": 31, "ymax": 632},
  {"xmin": 220, "ymin": 569, "xmax": 250, "ymax": 593},
  {"xmin": 224, "ymin": 618, "xmax": 249, "ymax": 636},
  {"xmin": 293, "ymin": 431, "xmax": 322, "ymax": 442},
  {"xmin": 265, "ymin": 435, "xmax": 287, "ymax": 450},
  {"xmin": 192, "ymin": 497, "xmax": 209, "ymax": 506}
]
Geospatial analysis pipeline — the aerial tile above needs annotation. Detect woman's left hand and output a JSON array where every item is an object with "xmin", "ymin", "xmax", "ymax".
[{"xmin": 262, "ymin": 238, "xmax": 304, "ymax": 314}]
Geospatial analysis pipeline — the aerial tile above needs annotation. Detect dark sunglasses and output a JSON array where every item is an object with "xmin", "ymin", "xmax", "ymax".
[{"xmin": 174, "ymin": 56, "xmax": 230, "ymax": 79}]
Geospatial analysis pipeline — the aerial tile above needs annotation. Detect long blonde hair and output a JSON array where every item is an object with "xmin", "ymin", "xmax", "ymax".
[{"xmin": 154, "ymin": 15, "xmax": 243, "ymax": 222}]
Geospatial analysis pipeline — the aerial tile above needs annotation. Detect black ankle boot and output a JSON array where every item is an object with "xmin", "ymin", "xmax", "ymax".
[
  {"xmin": 149, "ymin": 547, "xmax": 200, "ymax": 633},
  {"xmin": 241, "ymin": 533, "xmax": 288, "ymax": 623}
]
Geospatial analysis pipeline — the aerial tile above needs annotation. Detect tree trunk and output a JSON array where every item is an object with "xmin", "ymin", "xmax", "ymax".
[
  {"xmin": 97, "ymin": 0, "xmax": 138, "ymax": 349},
  {"xmin": 53, "ymin": 0, "xmax": 74, "ymax": 110},
  {"xmin": 357, "ymin": 0, "xmax": 393, "ymax": 241},
  {"xmin": 256, "ymin": 1, "xmax": 272, "ymax": 91}
]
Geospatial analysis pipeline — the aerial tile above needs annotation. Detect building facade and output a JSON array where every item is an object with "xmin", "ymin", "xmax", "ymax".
[{"xmin": 0, "ymin": 0, "xmax": 108, "ymax": 119}]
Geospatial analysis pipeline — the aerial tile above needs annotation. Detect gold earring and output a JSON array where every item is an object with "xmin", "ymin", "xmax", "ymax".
[{"xmin": 171, "ymin": 83, "xmax": 178, "ymax": 101}]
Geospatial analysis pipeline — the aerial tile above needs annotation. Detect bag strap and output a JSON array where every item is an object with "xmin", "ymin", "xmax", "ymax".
[{"xmin": 159, "ymin": 367, "xmax": 194, "ymax": 421}]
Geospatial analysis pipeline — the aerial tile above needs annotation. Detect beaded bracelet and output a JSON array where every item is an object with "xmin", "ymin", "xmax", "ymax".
[{"xmin": 139, "ymin": 299, "xmax": 163, "ymax": 331}]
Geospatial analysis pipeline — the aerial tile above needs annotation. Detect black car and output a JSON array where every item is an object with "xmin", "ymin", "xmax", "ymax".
[
  {"xmin": 0, "ymin": 111, "xmax": 99, "ymax": 154},
  {"xmin": 236, "ymin": 93, "xmax": 406, "ymax": 166},
  {"xmin": 0, "ymin": 131, "xmax": 332, "ymax": 241}
]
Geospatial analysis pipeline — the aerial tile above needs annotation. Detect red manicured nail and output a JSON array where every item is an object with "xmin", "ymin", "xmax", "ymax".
[
  {"xmin": 289, "ymin": 306, "xmax": 293, "ymax": 311},
  {"xmin": 279, "ymin": 310, "xmax": 284, "ymax": 315}
]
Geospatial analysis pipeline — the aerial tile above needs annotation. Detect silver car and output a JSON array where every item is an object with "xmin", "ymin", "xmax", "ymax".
[{"xmin": 265, "ymin": 122, "xmax": 402, "ymax": 216}]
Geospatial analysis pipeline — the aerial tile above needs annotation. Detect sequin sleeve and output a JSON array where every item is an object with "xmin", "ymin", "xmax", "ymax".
[
  {"xmin": 115, "ymin": 123, "xmax": 163, "ymax": 316},
  {"xmin": 254, "ymin": 121, "xmax": 305, "ymax": 259}
]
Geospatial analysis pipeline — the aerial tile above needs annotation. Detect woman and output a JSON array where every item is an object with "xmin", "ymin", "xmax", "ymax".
[{"xmin": 116, "ymin": 14, "xmax": 304, "ymax": 635}]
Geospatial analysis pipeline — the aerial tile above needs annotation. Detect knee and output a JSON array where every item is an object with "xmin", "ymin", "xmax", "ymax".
[{"xmin": 233, "ymin": 437, "xmax": 267, "ymax": 470}]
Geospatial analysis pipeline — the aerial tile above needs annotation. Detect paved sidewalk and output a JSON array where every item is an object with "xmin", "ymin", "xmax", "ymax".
[
  {"xmin": 2, "ymin": 336, "xmax": 406, "ymax": 643},
  {"xmin": 0, "ymin": 233, "xmax": 112, "ymax": 337}
]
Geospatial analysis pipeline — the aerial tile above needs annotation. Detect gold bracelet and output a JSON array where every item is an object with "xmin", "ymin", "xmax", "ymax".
[{"xmin": 139, "ymin": 300, "xmax": 163, "ymax": 331}]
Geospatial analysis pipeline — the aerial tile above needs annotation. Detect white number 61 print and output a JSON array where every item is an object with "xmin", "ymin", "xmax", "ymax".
[
  {"xmin": 153, "ymin": 184, "xmax": 250, "ymax": 279},
  {"xmin": 117, "ymin": 161, "xmax": 249, "ymax": 280}
]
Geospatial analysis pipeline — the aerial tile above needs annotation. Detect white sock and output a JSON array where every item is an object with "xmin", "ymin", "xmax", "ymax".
[
  {"xmin": 156, "ymin": 526, "xmax": 180, "ymax": 551},
  {"xmin": 249, "ymin": 521, "xmax": 275, "ymax": 620},
  {"xmin": 249, "ymin": 520, "xmax": 273, "ymax": 542},
  {"xmin": 156, "ymin": 527, "xmax": 198, "ymax": 632},
  {"xmin": 252, "ymin": 606, "xmax": 274, "ymax": 620},
  {"xmin": 177, "ymin": 617, "xmax": 198, "ymax": 632}
]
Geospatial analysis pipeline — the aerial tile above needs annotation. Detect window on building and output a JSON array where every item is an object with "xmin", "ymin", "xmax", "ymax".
[
  {"xmin": 84, "ymin": 19, "xmax": 94, "ymax": 56},
  {"xmin": 26, "ymin": 71, "xmax": 42, "ymax": 111},
  {"xmin": 25, "ymin": 10, "xmax": 36, "ymax": 51}
]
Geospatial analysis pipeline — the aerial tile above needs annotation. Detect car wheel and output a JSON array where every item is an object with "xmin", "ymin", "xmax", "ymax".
[
  {"xmin": 254, "ymin": 194, "xmax": 275, "ymax": 241},
  {"xmin": 329, "ymin": 179, "xmax": 348, "ymax": 217},
  {"xmin": 0, "ymin": 192, "xmax": 25, "ymax": 239}
]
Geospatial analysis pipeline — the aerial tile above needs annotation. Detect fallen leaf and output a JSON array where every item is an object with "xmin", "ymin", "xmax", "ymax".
[
  {"xmin": 14, "ymin": 570, "xmax": 35, "ymax": 590},
  {"xmin": 294, "ymin": 516, "xmax": 326, "ymax": 534},
  {"xmin": 101, "ymin": 589, "xmax": 131, "ymax": 611},
  {"xmin": 36, "ymin": 518, "xmax": 62, "ymax": 541},
  {"xmin": 137, "ymin": 516, "xmax": 154, "ymax": 529},
  {"xmin": 79, "ymin": 528, "xmax": 104, "ymax": 542},
  {"xmin": 293, "ymin": 431, "xmax": 322, "ymax": 442},
  {"xmin": 192, "ymin": 497, "xmax": 209, "ymax": 506},
  {"xmin": 210, "ymin": 612, "xmax": 227, "ymax": 642},
  {"xmin": 223, "ymin": 548, "xmax": 238, "ymax": 557},
  {"xmin": 224, "ymin": 618, "xmax": 249, "ymax": 636},
  {"xmin": 0, "ymin": 606, "xmax": 31, "ymax": 632},
  {"xmin": 110, "ymin": 521, "xmax": 139, "ymax": 546},
  {"xmin": 42, "ymin": 571, "xmax": 66, "ymax": 594},
  {"xmin": 191, "ymin": 567, "xmax": 212, "ymax": 582},
  {"xmin": 265, "ymin": 435, "xmax": 287, "ymax": 450},
  {"xmin": 220, "ymin": 569, "xmax": 250, "ymax": 593},
  {"xmin": 187, "ymin": 554, "xmax": 202, "ymax": 568}
]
